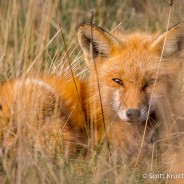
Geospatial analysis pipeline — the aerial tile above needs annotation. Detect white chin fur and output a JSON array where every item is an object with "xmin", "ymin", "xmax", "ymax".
[{"xmin": 117, "ymin": 110, "xmax": 129, "ymax": 121}]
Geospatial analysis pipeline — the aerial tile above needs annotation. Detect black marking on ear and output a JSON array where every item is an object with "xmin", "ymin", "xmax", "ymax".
[
  {"xmin": 81, "ymin": 32, "xmax": 110, "ymax": 58},
  {"xmin": 83, "ymin": 36, "xmax": 100, "ymax": 58},
  {"xmin": 79, "ymin": 22, "xmax": 120, "ymax": 58},
  {"xmin": 0, "ymin": 104, "xmax": 3, "ymax": 111}
]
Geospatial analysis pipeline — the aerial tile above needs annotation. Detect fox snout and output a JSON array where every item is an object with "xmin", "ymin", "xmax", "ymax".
[
  {"xmin": 124, "ymin": 107, "xmax": 148, "ymax": 123},
  {"xmin": 113, "ymin": 90, "xmax": 149, "ymax": 123},
  {"xmin": 126, "ymin": 109, "xmax": 141, "ymax": 121}
]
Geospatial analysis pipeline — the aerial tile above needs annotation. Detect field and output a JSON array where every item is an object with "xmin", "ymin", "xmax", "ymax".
[{"xmin": 0, "ymin": 0, "xmax": 184, "ymax": 183}]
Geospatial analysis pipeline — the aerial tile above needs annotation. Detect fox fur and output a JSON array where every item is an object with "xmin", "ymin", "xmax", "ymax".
[
  {"xmin": 0, "ymin": 22, "xmax": 184, "ymax": 164},
  {"xmin": 78, "ymin": 22, "xmax": 184, "ymax": 158}
]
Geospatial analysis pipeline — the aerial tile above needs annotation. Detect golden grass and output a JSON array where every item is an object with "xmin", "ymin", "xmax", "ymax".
[{"xmin": 0, "ymin": 0, "xmax": 184, "ymax": 184}]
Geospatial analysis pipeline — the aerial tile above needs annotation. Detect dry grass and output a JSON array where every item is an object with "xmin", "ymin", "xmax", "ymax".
[{"xmin": 0, "ymin": 0, "xmax": 184, "ymax": 184}]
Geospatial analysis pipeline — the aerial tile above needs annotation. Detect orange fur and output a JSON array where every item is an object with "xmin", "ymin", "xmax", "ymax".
[
  {"xmin": 0, "ymin": 22, "xmax": 184, "ymax": 162},
  {"xmin": 78, "ymin": 22, "xmax": 184, "ymax": 156},
  {"xmin": 0, "ymin": 76, "xmax": 85, "ymax": 159}
]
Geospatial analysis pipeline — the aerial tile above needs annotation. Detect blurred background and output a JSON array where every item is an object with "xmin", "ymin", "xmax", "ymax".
[{"xmin": 0, "ymin": 0, "xmax": 183, "ymax": 79}]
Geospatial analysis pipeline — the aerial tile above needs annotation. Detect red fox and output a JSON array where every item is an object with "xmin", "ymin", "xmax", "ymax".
[
  {"xmin": 0, "ymin": 22, "xmax": 184, "ymax": 161},
  {"xmin": 77, "ymin": 21, "xmax": 184, "ymax": 155}
]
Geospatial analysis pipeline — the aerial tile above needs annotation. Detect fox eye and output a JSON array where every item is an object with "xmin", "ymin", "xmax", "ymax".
[
  {"xmin": 112, "ymin": 78, "xmax": 124, "ymax": 86},
  {"xmin": 143, "ymin": 79, "xmax": 156, "ymax": 89},
  {"xmin": 148, "ymin": 79, "xmax": 156, "ymax": 85}
]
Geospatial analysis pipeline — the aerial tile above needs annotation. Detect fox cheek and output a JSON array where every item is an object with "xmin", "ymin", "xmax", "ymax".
[{"xmin": 145, "ymin": 93, "xmax": 158, "ymax": 112}]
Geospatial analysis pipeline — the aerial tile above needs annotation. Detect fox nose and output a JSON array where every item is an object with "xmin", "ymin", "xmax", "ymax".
[{"xmin": 126, "ymin": 109, "xmax": 141, "ymax": 120}]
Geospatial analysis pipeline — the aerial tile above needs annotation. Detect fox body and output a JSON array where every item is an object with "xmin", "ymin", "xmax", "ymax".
[
  {"xmin": 0, "ymin": 76, "xmax": 84, "ymax": 158},
  {"xmin": 0, "ymin": 22, "xmax": 184, "ymax": 159}
]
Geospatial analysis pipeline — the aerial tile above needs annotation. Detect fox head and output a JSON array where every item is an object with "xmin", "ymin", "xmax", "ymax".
[{"xmin": 78, "ymin": 22, "xmax": 184, "ymax": 123}]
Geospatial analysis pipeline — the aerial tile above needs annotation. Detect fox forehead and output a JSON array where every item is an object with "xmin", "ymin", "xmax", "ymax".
[
  {"xmin": 111, "ymin": 32, "xmax": 159, "ymax": 60},
  {"xmin": 114, "ymin": 32, "xmax": 157, "ymax": 48},
  {"xmin": 99, "ymin": 40, "xmax": 159, "ymax": 83},
  {"xmin": 100, "ymin": 32, "xmax": 160, "ymax": 71}
]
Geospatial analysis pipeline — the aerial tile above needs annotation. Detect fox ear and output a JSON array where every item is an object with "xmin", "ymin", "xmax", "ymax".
[
  {"xmin": 78, "ymin": 23, "xmax": 121, "ymax": 65},
  {"xmin": 151, "ymin": 22, "xmax": 184, "ymax": 58}
]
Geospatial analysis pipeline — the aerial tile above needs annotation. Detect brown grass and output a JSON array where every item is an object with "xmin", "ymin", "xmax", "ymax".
[{"xmin": 0, "ymin": 0, "xmax": 184, "ymax": 184}]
